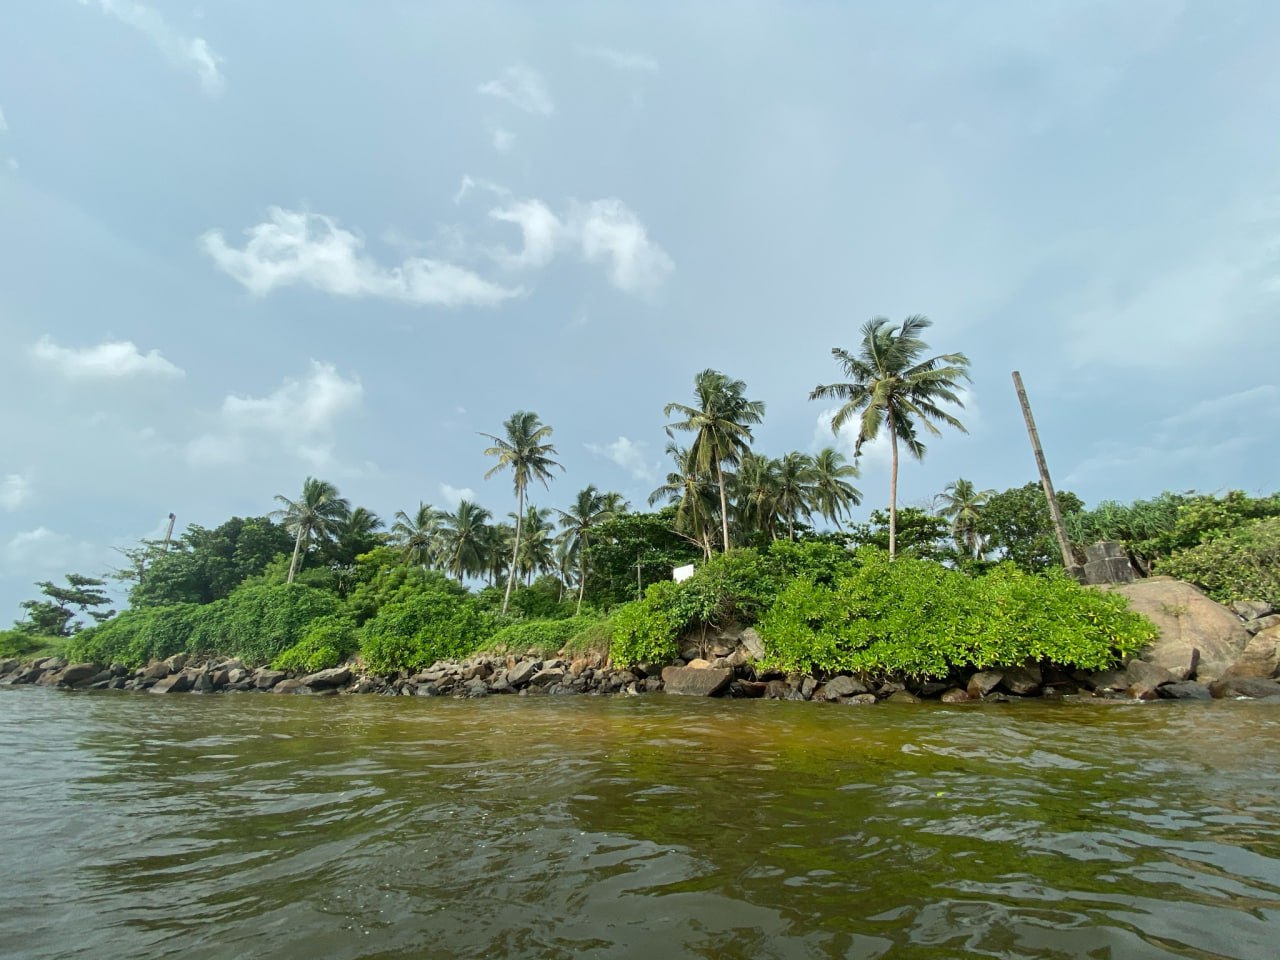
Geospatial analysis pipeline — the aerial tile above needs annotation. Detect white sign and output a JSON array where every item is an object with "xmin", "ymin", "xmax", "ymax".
[{"xmin": 672, "ymin": 564, "xmax": 695, "ymax": 583}]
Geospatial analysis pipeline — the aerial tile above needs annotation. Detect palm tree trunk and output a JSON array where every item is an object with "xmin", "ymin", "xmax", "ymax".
[
  {"xmin": 888, "ymin": 416, "xmax": 899, "ymax": 560},
  {"xmin": 576, "ymin": 536, "xmax": 587, "ymax": 616},
  {"xmin": 287, "ymin": 525, "xmax": 305, "ymax": 584},
  {"xmin": 502, "ymin": 487, "xmax": 523, "ymax": 614},
  {"xmin": 716, "ymin": 461, "xmax": 731, "ymax": 552}
]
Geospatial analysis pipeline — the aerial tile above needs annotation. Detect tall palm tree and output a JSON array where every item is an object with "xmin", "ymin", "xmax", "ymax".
[
  {"xmin": 665, "ymin": 369, "xmax": 766, "ymax": 552},
  {"xmin": 391, "ymin": 502, "xmax": 440, "ymax": 570},
  {"xmin": 333, "ymin": 506, "xmax": 384, "ymax": 564},
  {"xmin": 774, "ymin": 452, "xmax": 815, "ymax": 540},
  {"xmin": 482, "ymin": 411, "xmax": 562, "ymax": 613},
  {"xmin": 482, "ymin": 522, "xmax": 514, "ymax": 587},
  {"xmin": 513, "ymin": 505, "xmax": 555, "ymax": 585},
  {"xmin": 736, "ymin": 451, "xmax": 780, "ymax": 540},
  {"xmin": 937, "ymin": 478, "xmax": 995, "ymax": 559},
  {"xmin": 649, "ymin": 442, "xmax": 717, "ymax": 559},
  {"xmin": 810, "ymin": 316, "xmax": 970, "ymax": 559},
  {"xmin": 555, "ymin": 484, "xmax": 621, "ymax": 615},
  {"xmin": 272, "ymin": 477, "xmax": 351, "ymax": 583},
  {"xmin": 808, "ymin": 447, "xmax": 862, "ymax": 530},
  {"xmin": 437, "ymin": 500, "xmax": 493, "ymax": 581}
]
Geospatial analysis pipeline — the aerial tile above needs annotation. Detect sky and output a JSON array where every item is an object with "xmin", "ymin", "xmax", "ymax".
[{"xmin": 2, "ymin": 0, "xmax": 1279, "ymax": 620}]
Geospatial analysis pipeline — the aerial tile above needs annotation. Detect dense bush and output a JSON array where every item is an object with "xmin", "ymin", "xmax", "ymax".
[
  {"xmin": 609, "ymin": 580, "xmax": 687, "ymax": 666},
  {"xmin": 0, "ymin": 628, "xmax": 69, "ymax": 661},
  {"xmin": 358, "ymin": 586, "xmax": 495, "ymax": 674},
  {"xmin": 479, "ymin": 615, "xmax": 602, "ymax": 657},
  {"xmin": 71, "ymin": 604, "xmax": 203, "ymax": 666},
  {"xmin": 1158, "ymin": 517, "xmax": 1280, "ymax": 605},
  {"xmin": 758, "ymin": 549, "xmax": 1154, "ymax": 679},
  {"xmin": 273, "ymin": 615, "xmax": 359, "ymax": 673}
]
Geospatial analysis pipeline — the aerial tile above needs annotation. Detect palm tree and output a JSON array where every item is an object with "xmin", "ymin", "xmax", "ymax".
[
  {"xmin": 937, "ymin": 478, "xmax": 995, "ymax": 558},
  {"xmin": 482, "ymin": 411, "xmax": 562, "ymax": 613},
  {"xmin": 556, "ymin": 485, "xmax": 621, "ymax": 615},
  {"xmin": 437, "ymin": 500, "xmax": 493, "ymax": 581},
  {"xmin": 482, "ymin": 522, "xmax": 514, "ymax": 587},
  {"xmin": 665, "ymin": 369, "xmax": 766, "ymax": 552},
  {"xmin": 808, "ymin": 447, "xmax": 862, "ymax": 530},
  {"xmin": 810, "ymin": 316, "xmax": 970, "ymax": 559},
  {"xmin": 736, "ymin": 451, "xmax": 780, "ymax": 540},
  {"xmin": 272, "ymin": 477, "xmax": 351, "ymax": 583},
  {"xmin": 391, "ymin": 502, "xmax": 440, "ymax": 570},
  {"xmin": 775, "ymin": 452, "xmax": 815, "ymax": 540},
  {"xmin": 333, "ymin": 506, "xmax": 384, "ymax": 564},
  {"xmin": 649, "ymin": 442, "xmax": 717, "ymax": 559},
  {"xmin": 513, "ymin": 505, "xmax": 555, "ymax": 585}
]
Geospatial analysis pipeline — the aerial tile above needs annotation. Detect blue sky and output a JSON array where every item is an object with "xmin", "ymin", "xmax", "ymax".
[{"xmin": 2, "ymin": 1, "xmax": 1279, "ymax": 620}]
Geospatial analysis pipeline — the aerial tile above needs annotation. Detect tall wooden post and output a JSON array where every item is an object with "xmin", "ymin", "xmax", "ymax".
[{"xmin": 1011, "ymin": 372, "xmax": 1084, "ymax": 581}]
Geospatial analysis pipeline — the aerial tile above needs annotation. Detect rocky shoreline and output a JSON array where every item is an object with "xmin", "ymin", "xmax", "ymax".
[{"xmin": 3, "ymin": 577, "xmax": 1278, "ymax": 704}]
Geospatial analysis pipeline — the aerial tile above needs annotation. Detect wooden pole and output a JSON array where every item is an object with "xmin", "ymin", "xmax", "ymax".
[{"xmin": 1011, "ymin": 372, "xmax": 1084, "ymax": 581}]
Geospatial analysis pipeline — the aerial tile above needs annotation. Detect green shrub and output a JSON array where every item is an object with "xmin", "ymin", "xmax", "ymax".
[
  {"xmin": 1158, "ymin": 517, "xmax": 1280, "ymax": 605},
  {"xmin": 273, "ymin": 615, "xmax": 358, "ymax": 672},
  {"xmin": 609, "ymin": 580, "xmax": 686, "ymax": 665},
  {"xmin": 758, "ymin": 549, "xmax": 1153, "ymax": 679},
  {"xmin": 0, "ymin": 629, "xmax": 70, "ymax": 662},
  {"xmin": 479, "ymin": 616, "xmax": 600, "ymax": 657},
  {"xmin": 71, "ymin": 604, "xmax": 202, "ymax": 667},
  {"xmin": 563, "ymin": 616, "xmax": 614, "ymax": 659},
  {"xmin": 359, "ymin": 587, "xmax": 494, "ymax": 674}
]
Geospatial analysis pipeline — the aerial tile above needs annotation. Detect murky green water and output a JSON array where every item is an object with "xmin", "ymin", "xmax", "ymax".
[{"xmin": 2, "ymin": 690, "xmax": 1278, "ymax": 959}]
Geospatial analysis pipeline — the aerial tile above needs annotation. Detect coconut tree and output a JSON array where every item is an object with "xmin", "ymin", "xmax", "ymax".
[
  {"xmin": 937, "ymin": 478, "xmax": 995, "ymax": 558},
  {"xmin": 272, "ymin": 477, "xmax": 351, "ymax": 583},
  {"xmin": 664, "ymin": 369, "xmax": 766, "ymax": 552},
  {"xmin": 481, "ymin": 522, "xmax": 514, "ymax": 587},
  {"xmin": 331, "ymin": 506, "xmax": 384, "ymax": 565},
  {"xmin": 810, "ymin": 316, "xmax": 970, "ymax": 559},
  {"xmin": 513, "ymin": 505, "xmax": 555, "ymax": 585},
  {"xmin": 736, "ymin": 451, "xmax": 780, "ymax": 540},
  {"xmin": 808, "ymin": 447, "xmax": 862, "ymax": 530},
  {"xmin": 482, "ymin": 411, "xmax": 562, "ymax": 613},
  {"xmin": 437, "ymin": 500, "xmax": 493, "ymax": 581},
  {"xmin": 774, "ymin": 452, "xmax": 815, "ymax": 540},
  {"xmin": 649, "ymin": 442, "xmax": 717, "ymax": 559},
  {"xmin": 390, "ymin": 502, "xmax": 440, "ymax": 570},
  {"xmin": 555, "ymin": 485, "xmax": 621, "ymax": 615}
]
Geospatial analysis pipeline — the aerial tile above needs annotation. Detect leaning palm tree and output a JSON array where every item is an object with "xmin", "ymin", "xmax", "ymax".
[
  {"xmin": 437, "ymin": 500, "xmax": 493, "ymax": 581},
  {"xmin": 482, "ymin": 411, "xmax": 562, "ymax": 613},
  {"xmin": 272, "ymin": 477, "xmax": 351, "ymax": 583},
  {"xmin": 937, "ymin": 478, "xmax": 995, "ymax": 558},
  {"xmin": 555, "ymin": 485, "xmax": 621, "ymax": 615},
  {"xmin": 391, "ymin": 502, "xmax": 440, "ymax": 570},
  {"xmin": 808, "ymin": 447, "xmax": 862, "ymax": 530},
  {"xmin": 665, "ymin": 369, "xmax": 766, "ymax": 552},
  {"xmin": 810, "ymin": 316, "xmax": 970, "ymax": 559}
]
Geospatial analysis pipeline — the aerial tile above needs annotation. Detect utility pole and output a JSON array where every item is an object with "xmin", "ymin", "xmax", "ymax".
[
  {"xmin": 161, "ymin": 512, "xmax": 177, "ymax": 552},
  {"xmin": 1011, "ymin": 372, "xmax": 1084, "ymax": 582}
]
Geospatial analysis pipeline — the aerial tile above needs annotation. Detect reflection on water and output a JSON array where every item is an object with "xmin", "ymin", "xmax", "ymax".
[{"xmin": 2, "ymin": 691, "xmax": 1278, "ymax": 959}]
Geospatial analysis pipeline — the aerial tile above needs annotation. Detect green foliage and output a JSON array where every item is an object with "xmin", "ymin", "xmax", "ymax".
[
  {"xmin": 978, "ymin": 482, "xmax": 1085, "ymax": 572},
  {"xmin": 609, "ymin": 580, "xmax": 686, "ymax": 666},
  {"xmin": 345, "ymin": 550, "xmax": 465, "ymax": 625},
  {"xmin": 358, "ymin": 585, "xmax": 495, "ymax": 674},
  {"xmin": 585, "ymin": 508, "xmax": 702, "ymax": 607},
  {"xmin": 503, "ymin": 576, "xmax": 577, "ymax": 620},
  {"xmin": 71, "ymin": 604, "xmax": 203, "ymax": 666},
  {"xmin": 0, "ymin": 628, "xmax": 71, "ymax": 661},
  {"xmin": 847, "ymin": 507, "xmax": 950, "ymax": 561},
  {"xmin": 273, "ymin": 615, "xmax": 358, "ymax": 672},
  {"xmin": 14, "ymin": 573, "xmax": 114, "ymax": 636},
  {"xmin": 758, "ymin": 549, "xmax": 1153, "ymax": 679},
  {"xmin": 563, "ymin": 616, "xmax": 614, "ymax": 659},
  {"xmin": 1158, "ymin": 517, "xmax": 1280, "ymax": 605},
  {"xmin": 479, "ymin": 615, "xmax": 602, "ymax": 657}
]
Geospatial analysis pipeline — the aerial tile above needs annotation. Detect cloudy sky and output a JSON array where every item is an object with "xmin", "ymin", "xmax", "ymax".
[{"xmin": 2, "ymin": 1, "xmax": 1279, "ymax": 619}]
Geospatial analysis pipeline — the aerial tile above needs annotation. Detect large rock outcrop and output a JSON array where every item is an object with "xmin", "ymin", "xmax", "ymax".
[{"xmin": 1101, "ymin": 577, "xmax": 1250, "ymax": 681}]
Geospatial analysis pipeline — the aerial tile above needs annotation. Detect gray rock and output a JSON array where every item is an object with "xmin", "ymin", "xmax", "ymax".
[
  {"xmin": 1222, "ymin": 626, "xmax": 1280, "ymax": 680},
  {"xmin": 349, "ymin": 677, "xmax": 379, "ymax": 694},
  {"xmin": 1081, "ymin": 669, "xmax": 1129, "ymax": 692},
  {"xmin": 254, "ymin": 669, "xmax": 287, "ymax": 690},
  {"xmin": 1126, "ymin": 660, "xmax": 1175, "ymax": 689},
  {"xmin": 1000, "ymin": 665, "xmax": 1042, "ymax": 696},
  {"xmin": 299, "ymin": 666, "xmax": 352, "ymax": 688},
  {"xmin": 149, "ymin": 673, "xmax": 192, "ymax": 694},
  {"xmin": 763, "ymin": 679, "xmax": 794, "ymax": 699},
  {"xmin": 58, "ymin": 663, "xmax": 99, "ymax": 687},
  {"xmin": 505, "ymin": 660, "xmax": 540, "ymax": 688},
  {"xmin": 0, "ymin": 658, "xmax": 19, "ymax": 674},
  {"xmin": 799, "ymin": 676, "xmax": 817, "ymax": 699},
  {"xmin": 917, "ymin": 681, "xmax": 950, "ymax": 698},
  {"xmin": 1209, "ymin": 677, "xmax": 1280, "ymax": 699},
  {"xmin": 213, "ymin": 657, "xmax": 246, "ymax": 673},
  {"xmin": 1158, "ymin": 681, "xmax": 1212, "ymax": 700},
  {"xmin": 416, "ymin": 682, "xmax": 441, "ymax": 696},
  {"xmin": 740, "ymin": 628, "xmax": 765, "ymax": 660},
  {"xmin": 940, "ymin": 688, "xmax": 971, "ymax": 703},
  {"xmin": 823, "ymin": 675, "xmax": 868, "ymax": 698},
  {"xmin": 1231, "ymin": 600, "xmax": 1273, "ymax": 621},
  {"xmin": 163, "ymin": 653, "xmax": 188, "ymax": 673},
  {"xmin": 529, "ymin": 668, "xmax": 564, "ymax": 689},
  {"xmin": 141, "ymin": 660, "xmax": 171, "ymax": 681},
  {"xmin": 34, "ymin": 657, "xmax": 66, "ymax": 672},
  {"xmin": 272, "ymin": 679, "xmax": 309, "ymax": 694},
  {"xmin": 661, "ymin": 665, "xmax": 732, "ymax": 697},
  {"xmin": 1099, "ymin": 577, "xmax": 1250, "ymax": 681},
  {"xmin": 1245, "ymin": 614, "xmax": 1280, "ymax": 636},
  {"xmin": 967, "ymin": 671, "xmax": 1004, "ymax": 698},
  {"xmin": 192, "ymin": 671, "xmax": 214, "ymax": 693},
  {"xmin": 886, "ymin": 690, "xmax": 921, "ymax": 704},
  {"xmin": 847, "ymin": 693, "xmax": 878, "ymax": 705},
  {"xmin": 226, "ymin": 667, "xmax": 247, "ymax": 685}
]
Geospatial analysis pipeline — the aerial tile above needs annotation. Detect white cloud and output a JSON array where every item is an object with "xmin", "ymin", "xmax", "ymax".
[
  {"xmin": 586, "ymin": 436, "xmax": 656, "ymax": 482},
  {"xmin": 201, "ymin": 207, "xmax": 521, "ymax": 308},
  {"xmin": 573, "ymin": 199, "xmax": 674, "ymax": 295},
  {"xmin": 478, "ymin": 64, "xmax": 554, "ymax": 115},
  {"xmin": 813, "ymin": 407, "xmax": 892, "ymax": 470},
  {"xmin": 81, "ymin": 0, "xmax": 224, "ymax": 97},
  {"xmin": 489, "ymin": 199, "xmax": 563, "ymax": 270},
  {"xmin": 0, "ymin": 105, "xmax": 7, "ymax": 133},
  {"xmin": 2, "ymin": 474, "xmax": 30, "ymax": 511},
  {"xmin": 30, "ymin": 336, "xmax": 184, "ymax": 379},
  {"xmin": 576, "ymin": 44, "xmax": 659, "ymax": 73},
  {"xmin": 2, "ymin": 527, "xmax": 100, "ymax": 577},
  {"xmin": 1159, "ymin": 384, "xmax": 1278, "ymax": 429},
  {"xmin": 187, "ymin": 361, "xmax": 363, "ymax": 468},
  {"xmin": 439, "ymin": 483, "xmax": 476, "ymax": 509},
  {"xmin": 491, "ymin": 127, "xmax": 516, "ymax": 153}
]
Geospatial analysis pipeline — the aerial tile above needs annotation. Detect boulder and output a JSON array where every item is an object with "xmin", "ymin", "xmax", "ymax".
[
  {"xmin": 940, "ymin": 688, "xmax": 971, "ymax": 703},
  {"xmin": 685, "ymin": 658, "xmax": 713, "ymax": 669},
  {"xmin": 661, "ymin": 665, "xmax": 732, "ymax": 697},
  {"xmin": 1100, "ymin": 578, "xmax": 1250, "ymax": 681},
  {"xmin": 149, "ymin": 673, "xmax": 192, "ymax": 694},
  {"xmin": 847, "ymin": 693, "xmax": 878, "ymax": 705},
  {"xmin": 1245, "ymin": 614, "xmax": 1280, "ymax": 636},
  {"xmin": 299, "ymin": 666, "xmax": 351, "ymax": 688},
  {"xmin": 1209, "ymin": 677, "xmax": 1280, "ymax": 699},
  {"xmin": 1158, "ymin": 681, "xmax": 1212, "ymax": 700},
  {"xmin": 763, "ymin": 679, "xmax": 794, "ymax": 699},
  {"xmin": 967, "ymin": 671, "xmax": 1004, "ymax": 698},
  {"xmin": 917, "ymin": 681, "xmax": 950, "ymax": 698},
  {"xmin": 740, "ymin": 628, "xmax": 766, "ymax": 660},
  {"xmin": 1222, "ymin": 626, "xmax": 1280, "ymax": 680},
  {"xmin": 1081, "ymin": 669, "xmax": 1128, "ymax": 692},
  {"xmin": 823, "ymin": 675, "xmax": 868, "ymax": 698},
  {"xmin": 35, "ymin": 657, "xmax": 66, "ymax": 672},
  {"xmin": 529, "ymin": 668, "xmax": 564, "ymax": 689},
  {"xmin": 163, "ymin": 654, "xmax": 189, "ymax": 673},
  {"xmin": 58, "ymin": 663, "xmax": 99, "ymax": 687},
  {"xmin": 191, "ymin": 671, "xmax": 214, "ymax": 694},
  {"xmin": 254, "ymin": 669, "xmax": 288, "ymax": 690},
  {"xmin": 886, "ymin": 690, "xmax": 921, "ymax": 704},
  {"xmin": 1000, "ymin": 665, "xmax": 1042, "ymax": 696},
  {"xmin": 505, "ymin": 660, "xmax": 540, "ymax": 688},
  {"xmin": 0, "ymin": 658, "xmax": 19, "ymax": 675},
  {"xmin": 272, "ymin": 679, "xmax": 310, "ymax": 694},
  {"xmin": 141, "ymin": 661, "xmax": 171, "ymax": 681},
  {"xmin": 1125, "ymin": 660, "xmax": 1175, "ymax": 689},
  {"xmin": 1230, "ymin": 600, "xmax": 1273, "ymax": 621}
]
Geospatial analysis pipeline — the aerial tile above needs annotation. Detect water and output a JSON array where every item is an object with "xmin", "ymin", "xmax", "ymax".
[{"xmin": 2, "ymin": 690, "xmax": 1278, "ymax": 960}]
